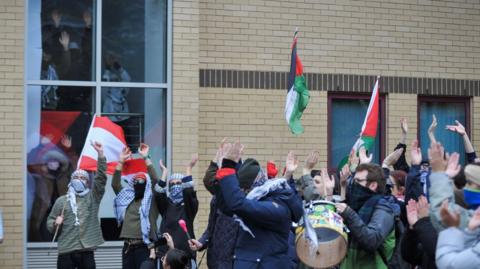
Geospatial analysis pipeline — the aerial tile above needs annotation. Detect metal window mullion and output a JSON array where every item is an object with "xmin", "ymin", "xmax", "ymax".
[
  {"xmin": 166, "ymin": 0, "xmax": 173, "ymax": 168},
  {"xmin": 95, "ymin": 0, "xmax": 103, "ymax": 116},
  {"xmin": 99, "ymin": 82, "xmax": 168, "ymax": 88},
  {"xmin": 26, "ymin": 80, "xmax": 97, "ymax": 87}
]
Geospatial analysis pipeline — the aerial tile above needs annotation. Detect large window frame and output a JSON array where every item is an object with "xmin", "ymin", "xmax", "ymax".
[
  {"xmin": 417, "ymin": 96, "xmax": 471, "ymax": 162},
  {"xmin": 327, "ymin": 93, "xmax": 386, "ymax": 172},
  {"xmin": 23, "ymin": 0, "xmax": 173, "ymax": 250}
]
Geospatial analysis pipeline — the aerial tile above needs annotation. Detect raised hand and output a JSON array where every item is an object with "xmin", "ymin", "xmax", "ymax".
[
  {"xmin": 138, "ymin": 143, "xmax": 150, "ymax": 159},
  {"xmin": 304, "ymin": 151, "xmax": 320, "ymax": 172},
  {"xmin": 189, "ymin": 153, "xmax": 199, "ymax": 168},
  {"xmin": 406, "ymin": 199, "xmax": 419, "ymax": 228},
  {"xmin": 225, "ymin": 141, "xmax": 243, "ymax": 163},
  {"xmin": 359, "ymin": 147, "xmax": 373, "ymax": 164},
  {"xmin": 445, "ymin": 152, "xmax": 461, "ymax": 179},
  {"xmin": 401, "ymin": 118, "xmax": 408, "ymax": 135},
  {"xmin": 468, "ymin": 208, "xmax": 480, "ymax": 231},
  {"xmin": 446, "ymin": 120, "xmax": 466, "ymax": 136},
  {"xmin": 119, "ymin": 147, "xmax": 132, "ymax": 163},
  {"xmin": 417, "ymin": 195, "xmax": 430, "ymax": 219},
  {"xmin": 214, "ymin": 137, "xmax": 227, "ymax": 164},
  {"xmin": 61, "ymin": 135, "xmax": 72, "ymax": 149},
  {"xmin": 159, "ymin": 159, "xmax": 168, "ymax": 181},
  {"xmin": 285, "ymin": 151, "xmax": 299, "ymax": 178},
  {"xmin": 320, "ymin": 168, "xmax": 335, "ymax": 197},
  {"xmin": 440, "ymin": 200, "xmax": 460, "ymax": 228},
  {"xmin": 428, "ymin": 142, "xmax": 446, "ymax": 173},
  {"xmin": 91, "ymin": 140, "xmax": 104, "ymax": 157},
  {"xmin": 339, "ymin": 164, "xmax": 351, "ymax": 187},
  {"xmin": 59, "ymin": 31, "xmax": 70, "ymax": 51},
  {"xmin": 410, "ymin": 139, "xmax": 422, "ymax": 165}
]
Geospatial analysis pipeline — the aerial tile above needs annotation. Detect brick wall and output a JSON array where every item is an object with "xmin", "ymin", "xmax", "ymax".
[
  {"xmin": 200, "ymin": 0, "xmax": 480, "ymax": 79},
  {"xmin": 386, "ymin": 94, "xmax": 418, "ymax": 162},
  {"xmin": 0, "ymin": 0, "xmax": 24, "ymax": 268}
]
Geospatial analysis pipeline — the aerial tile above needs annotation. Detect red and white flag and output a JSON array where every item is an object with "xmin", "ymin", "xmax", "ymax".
[{"xmin": 78, "ymin": 116, "xmax": 147, "ymax": 175}]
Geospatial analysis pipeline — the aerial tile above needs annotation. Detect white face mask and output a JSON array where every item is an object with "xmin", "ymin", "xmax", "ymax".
[
  {"xmin": 47, "ymin": 161, "xmax": 60, "ymax": 171},
  {"xmin": 70, "ymin": 179, "xmax": 87, "ymax": 193}
]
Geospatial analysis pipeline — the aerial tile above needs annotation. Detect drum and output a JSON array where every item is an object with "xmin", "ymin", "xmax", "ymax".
[{"xmin": 296, "ymin": 200, "xmax": 348, "ymax": 268}]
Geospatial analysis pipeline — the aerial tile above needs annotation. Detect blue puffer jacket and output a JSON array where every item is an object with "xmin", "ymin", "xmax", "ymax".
[{"xmin": 216, "ymin": 172, "xmax": 303, "ymax": 269}]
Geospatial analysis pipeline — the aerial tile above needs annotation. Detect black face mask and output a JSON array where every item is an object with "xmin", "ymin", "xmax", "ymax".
[
  {"xmin": 134, "ymin": 183, "xmax": 146, "ymax": 200},
  {"xmin": 347, "ymin": 181, "xmax": 377, "ymax": 212}
]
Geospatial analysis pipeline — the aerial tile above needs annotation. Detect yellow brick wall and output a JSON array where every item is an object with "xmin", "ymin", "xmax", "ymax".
[
  {"xmin": 200, "ymin": 0, "xmax": 480, "ymax": 79},
  {"xmin": 472, "ymin": 97, "xmax": 480, "ymax": 152},
  {"xmin": 196, "ymin": 89, "xmax": 328, "ymax": 229},
  {"xmin": 0, "ymin": 0, "xmax": 24, "ymax": 268},
  {"xmin": 386, "ymin": 94, "xmax": 418, "ymax": 163}
]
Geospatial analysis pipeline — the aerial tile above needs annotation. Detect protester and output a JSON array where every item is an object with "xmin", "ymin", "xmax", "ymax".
[
  {"xmin": 214, "ymin": 140, "xmax": 303, "ymax": 268},
  {"xmin": 401, "ymin": 196, "xmax": 438, "ymax": 269},
  {"xmin": 189, "ymin": 141, "xmax": 238, "ymax": 269},
  {"xmin": 436, "ymin": 202, "xmax": 480, "ymax": 269},
  {"xmin": 112, "ymin": 144, "xmax": 160, "ymax": 269},
  {"xmin": 46, "ymin": 141, "xmax": 106, "ymax": 269},
  {"xmin": 335, "ymin": 158, "xmax": 400, "ymax": 269},
  {"xmin": 155, "ymin": 154, "xmax": 199, "ymax": 267}
]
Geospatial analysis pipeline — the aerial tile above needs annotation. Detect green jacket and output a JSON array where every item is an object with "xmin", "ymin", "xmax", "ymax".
[{"xmin": 47, "ymin": 157, "xmax": 107, "ymax": 254}]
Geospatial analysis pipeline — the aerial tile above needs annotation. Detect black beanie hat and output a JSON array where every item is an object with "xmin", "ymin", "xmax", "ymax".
[{"xmin": 237, "ymin": 158, "xmax": 261, "ymax": 189}]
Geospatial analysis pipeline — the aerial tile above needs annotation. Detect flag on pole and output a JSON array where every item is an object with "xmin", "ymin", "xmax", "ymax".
[
  {"xmin": 285, "ymin": 30, "xmax": 310, "ymax": 135},
  {"xmin": 78, "ymin": 116, "xmax": 147, "ymax": 175},
  {"xmin": 338, "ymin": 76, "xmax": 381, "ymax": 170}
]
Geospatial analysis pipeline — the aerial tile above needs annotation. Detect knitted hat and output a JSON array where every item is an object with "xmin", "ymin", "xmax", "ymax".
[
  {"xmin": 238, "ymin": 158, "xmax": 261, "ymax": 189},
  {"xmin": 464, "ymin": 164, "xmax": 480, "ymax": 186},
  {"xmin": 168, "ymin": 173, "xmax": 185, "ymax": 183},
  {"xmin": 267, "ymin": 161, "xmax": 278, "ymax": 179}
]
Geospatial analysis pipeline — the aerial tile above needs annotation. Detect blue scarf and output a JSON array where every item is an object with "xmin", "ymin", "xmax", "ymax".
[
  {"xmin": 169, "ymin": 185, "xmax": 184, "ymax": 204},
  {"xmin": 464, "ymin": 188, "xmax": 480, "ymax": 209}
]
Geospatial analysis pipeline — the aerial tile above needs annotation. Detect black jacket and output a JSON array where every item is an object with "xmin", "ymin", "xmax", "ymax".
[
  {"xmin": 400, "ymin": 217, "xmax": 438, "ymax": 269},
  {"xmin": 155, "ymin": 177, "xmax": 198, "ymax": 260}
]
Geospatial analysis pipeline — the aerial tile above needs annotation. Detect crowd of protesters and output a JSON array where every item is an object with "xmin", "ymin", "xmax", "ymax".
[{"xmin": 43, "ymin": 116, "xmax": 480, "ymax": 269}]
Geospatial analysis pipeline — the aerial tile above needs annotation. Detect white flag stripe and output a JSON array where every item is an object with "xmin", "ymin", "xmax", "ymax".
[
  {"xmin": 82, "ymin": 127, "xmax": 126, "ymax": 162},
  {"xmin": 360, "ymin": 77, "xmax": 379, "ymax": 134},
  {"xmin": 284, "ymin": 86, "xmax": 298, "ymax": 123}
]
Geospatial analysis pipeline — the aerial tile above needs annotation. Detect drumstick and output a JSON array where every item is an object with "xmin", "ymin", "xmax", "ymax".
[
  {"xmin": 53, "ymin": 199, "xmax": 68, "ymax": 241},
  {"xmin": 49, "ymin": 198, "xmax": 68, "ymax": 255}
]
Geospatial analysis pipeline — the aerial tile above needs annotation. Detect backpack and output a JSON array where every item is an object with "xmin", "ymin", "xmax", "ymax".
[{"xmin": 378, "ymin": 213, "xmax": 410, "ymax": 269}]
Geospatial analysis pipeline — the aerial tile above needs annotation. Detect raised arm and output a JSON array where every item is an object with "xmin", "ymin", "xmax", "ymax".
[
  {"xmin": 446, "ymin": 120, "xmax": 477, "ymax": 163},
  {"xmin": 428, "ymin": 114, "xmax": 437, "ymax": 144},
  {"xmin": 91, "ymin": 141, "xmax": 107, "ymax": 201},
  {"xmin": 112, "ymin": 147, "xmax": 131, "ymax": 195},
  {"xmin": 138, "ymin": 143, "xmax": 158, "ymax": 186}
]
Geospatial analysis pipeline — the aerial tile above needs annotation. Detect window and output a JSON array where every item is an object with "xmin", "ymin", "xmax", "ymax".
[
  {"xmin": 328, "ymin": 93, "xmax": 386, "ymax": 171},
  {"xmin": 25, "ymin": 0, "xmax": 171, "ymax": 244},
  {"xmin": 418, "ymin": 97, "xmax": 470, "ymax": 164}
]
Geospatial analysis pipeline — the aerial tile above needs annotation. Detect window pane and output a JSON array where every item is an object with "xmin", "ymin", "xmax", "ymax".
[
  {"xmin": 27, "ymin": 0, "xmax": 96, "ymax": 81},
  {"xmin": 99, "ymin": 87, "xmax": 166, "ymax": 240},
  {"xmin": 419, "ymin": 101, "xmax": 467, "ymax": 163},
  {"xmin": 102, "ymin": 0, "xmax": 167, "ymax": 83},
  {"xmin": 26, "ymin": 86, "xmax": 95, "ymax": 242},
  {"xmin": 330, "ymin": 98, "xmax": 382, "ymax": 168}
]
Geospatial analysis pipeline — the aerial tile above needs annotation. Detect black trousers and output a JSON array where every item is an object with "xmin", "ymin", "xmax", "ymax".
[
  {"xmin": 122, "ymin": 242, "xmax": 150, "ymax": 269},
  {"xmin": 57, "ymin": 250, "xmax": 95, "ymax": 269}
]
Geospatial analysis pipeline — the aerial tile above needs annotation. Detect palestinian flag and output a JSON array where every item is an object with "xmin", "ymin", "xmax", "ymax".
[
  {"xmin": 285, "ymin": 30, "xmax": 310, "ymax": 135},
  {"xmin": 338, "ymin": 76, "xmax": 380, "ymax": 170}
]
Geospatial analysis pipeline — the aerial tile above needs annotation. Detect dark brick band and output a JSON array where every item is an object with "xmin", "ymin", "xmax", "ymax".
[{"xmin": 200, "ymin": 69, "xmax": 480, "ymax": 96}]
